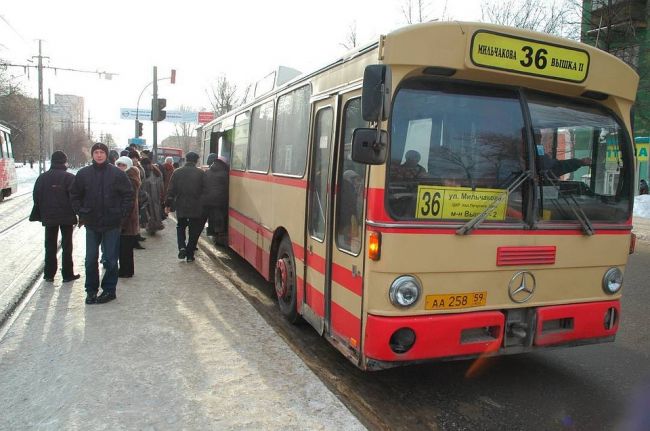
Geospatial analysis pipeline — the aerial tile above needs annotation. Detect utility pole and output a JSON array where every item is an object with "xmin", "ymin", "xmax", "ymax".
[
  {"xmin": 87, "ymin": 113, "xmax": 91, "ymax": 139},
  {"xmin": 152, "ymin": 66, "xmax": 158, "ymax": 161},
  {"xmin": 36, "ymin": 40, "xmax": 46, "ymax": 174},
  {"xmin": 3, "ymin": 45, "xmax": 117, "ymax": 168},
  {"xmin": 48, "ymin": 88, "xmax": 53, "ymax": 157}
]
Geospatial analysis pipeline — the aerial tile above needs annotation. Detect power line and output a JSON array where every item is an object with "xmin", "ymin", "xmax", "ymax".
[{"xmin": 1, "ymin": 41, "xmax": 119, "ymax": 173}]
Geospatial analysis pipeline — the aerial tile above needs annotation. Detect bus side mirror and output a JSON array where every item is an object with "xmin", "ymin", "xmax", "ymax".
[
  {"xmin": 362, "ymin": 65, "xmax": 391, "ymax": 122},
  {"xmin": 351, "ymin": 128, "xmax": 388, "ymax": 165}
]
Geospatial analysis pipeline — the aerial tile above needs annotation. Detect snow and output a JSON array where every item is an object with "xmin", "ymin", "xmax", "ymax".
[{"xmin": 634, "ymin": 195, "xmax": 650, "ymax": 219}]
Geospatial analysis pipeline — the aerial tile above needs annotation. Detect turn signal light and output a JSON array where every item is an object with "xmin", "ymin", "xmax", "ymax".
[{"xmin": 368, "ymin": 231, "xmax": 381, "ymax": 261}]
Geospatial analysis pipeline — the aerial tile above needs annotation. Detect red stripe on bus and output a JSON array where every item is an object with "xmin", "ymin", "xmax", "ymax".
[
  {"xmin": 230, "ymin": 170, "xmax": 307, "ymax": 189},
  {"xmin": 306, "ymin": 250, "xmax": 326, "ymax": 274},
  {"xmin": 228, "ymin": 224, "xmax": 271, "ymax": 281},
  {"xmin": 331, "ymin": 263, "xmax": 362, "ymax": 296},
  {"xmin": 331, "ymin": 301, "xmax": 361, "ymax": 349},
  {"xmin": 305, "ymin": 281, "xmax": 325, "ymax": 317},
  {"xmin": 303, "ymin": 252, "xmax": 362, "ymax": 297},
  {"xmin": 228, "ymin": 209, "xmax": 273, "ymax": 240}
]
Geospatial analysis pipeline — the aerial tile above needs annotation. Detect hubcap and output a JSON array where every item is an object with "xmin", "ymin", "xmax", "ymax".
[{"xmin": 275, "ymin": 258, "xmax": 288, "ymax": 298}]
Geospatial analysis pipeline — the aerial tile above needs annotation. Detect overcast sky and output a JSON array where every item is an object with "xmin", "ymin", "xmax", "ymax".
[{"xmin": 0, "ymin": 0, "xmax": 483, "ymax": 147}]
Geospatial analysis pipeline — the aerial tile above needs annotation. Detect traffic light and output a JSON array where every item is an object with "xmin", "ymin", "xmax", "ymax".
[
  {"xmin": 151, "ymin": 98, "xmax": 167, "ymax": 122},
  {"xmin": 135, "ymin": 120, "xmax": 143, "ymax": 137}
]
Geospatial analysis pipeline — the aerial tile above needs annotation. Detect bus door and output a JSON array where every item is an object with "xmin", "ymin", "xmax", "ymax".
[
  {"xmin": 328, "ymin": 93, "xmax": 366, "ymax": 356},
  {"xmin": 304, "ymin": 98, "xmax": 337, "ymax": 335}
]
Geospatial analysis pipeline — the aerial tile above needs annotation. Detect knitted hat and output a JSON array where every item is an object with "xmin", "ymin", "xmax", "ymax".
[
  {"xmin": 206, "ymin": 153, "xmax": 217, "ymax": 165},
  {"xmin": 115, "ymin": 156, "xmax": 133, "ymax": 169},
  {"xmin": 185, "ymin": 151, "xmax": 199, "ymax": 163},
  {"xmin": 91, "ymin": 142, "xmax": 109, "ymax": 155},
  {"xmin": 51, "ymin": 150, "xmax": 67, "ymax": 164}
]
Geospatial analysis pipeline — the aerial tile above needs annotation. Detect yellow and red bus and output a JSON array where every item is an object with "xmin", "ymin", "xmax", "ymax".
[
  {"xmin": 201, "ymin": 22, "xmax": 638, "ymax": 370},
  {"xmin": 155, "ymin": 146, "xmax": 184, "ymax": 166},
  {"xmin": 0, "ymin": 122, "xmax": 18, "ymax": 202}
]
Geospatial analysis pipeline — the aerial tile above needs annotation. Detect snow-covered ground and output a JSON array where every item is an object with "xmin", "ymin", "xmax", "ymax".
[{"xmin": 634, "ymin": 194, "xmax": 650, "ymax": 218}]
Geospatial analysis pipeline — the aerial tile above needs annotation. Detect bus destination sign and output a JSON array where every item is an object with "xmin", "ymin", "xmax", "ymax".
[
  {"xmin": 415, "ymin": 186, "xmax": 508, "ymax": 221},
  {"xmin": 470, "ymin": 30, "xmax": 590, "ymax": 83}
]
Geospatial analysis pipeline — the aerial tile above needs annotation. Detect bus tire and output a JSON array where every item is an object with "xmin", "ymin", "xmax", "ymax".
[{"xmin": 274, "ymin": 235, "xmax": 298, "ymax": 324}]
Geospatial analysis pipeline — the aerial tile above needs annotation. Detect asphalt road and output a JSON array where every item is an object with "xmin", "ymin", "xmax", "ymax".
[{"xmin": 203, "ymin": 239, "xmax": 650, "ymax": 431}]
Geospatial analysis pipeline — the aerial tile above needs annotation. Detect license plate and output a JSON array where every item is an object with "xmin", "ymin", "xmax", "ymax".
[{"xmin": 425, "ymin": 291, "xmax": 487, "ymax": 310}]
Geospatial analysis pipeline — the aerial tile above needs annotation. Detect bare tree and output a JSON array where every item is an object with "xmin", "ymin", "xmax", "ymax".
[
  {"xmin": 0, "ymin": 92, "xmax": 39, "ymax": 162},
  {"xmin": 54, "ymin": 124, "xmax": 91, "ymax": 167},
  {"xmin": 207, "ymin": 75, "xmax": 239, "ymax": 117},
  {"xmin": 401, "ymin": 0, "xmax": 431, "ymax": 24},
  {"xmin": 340, "ymin": 21, "xmax": 358, "ymax": 50},
  {"xmin": 0, "ymin": 61, "xmax": 24, "ymax": 96},
  {"xmin": 173, "ymin": 105, "xmax": 198, "ymax": 154},
  {"xmin": 481, "ymin": 0, "xmax": 577, "ymax": 38}
]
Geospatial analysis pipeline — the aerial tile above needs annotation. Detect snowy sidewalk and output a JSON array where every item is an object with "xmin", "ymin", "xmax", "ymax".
[{"xmin": 0, "ymin": 219, "xmax": 365, "ymax": 430}]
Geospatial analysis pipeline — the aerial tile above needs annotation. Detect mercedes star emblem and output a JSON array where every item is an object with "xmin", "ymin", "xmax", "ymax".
[{"xmin": 508, "ymin": 271, "xmax": 536, "ymax": 303}]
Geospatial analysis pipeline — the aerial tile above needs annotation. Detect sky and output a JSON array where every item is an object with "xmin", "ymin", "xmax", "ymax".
[{"xmin": 0, "ymin": 0, "xmax": 484, "ymax": 148}]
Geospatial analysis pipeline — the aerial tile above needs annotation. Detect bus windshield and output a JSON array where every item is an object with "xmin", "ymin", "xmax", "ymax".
[
  {"xmin": 387, "ymin": 80, "xmax": 526, "ymax": 222},
  {"xmin": 528, "ymin": 92, "xmax": 631, "ymax": 224},
  {"xmin": 386, "ymin": 79, "xmax": 632, "ymax": 225}
]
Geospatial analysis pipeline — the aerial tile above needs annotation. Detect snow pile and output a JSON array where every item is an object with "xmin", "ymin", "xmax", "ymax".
[
  {"xmin": 634, "ymin": 194, "xmax": 650, "ymax": 219},
  {"xmin": 15, "ymin": 163, "xmax": 44, "ymax": 185}
]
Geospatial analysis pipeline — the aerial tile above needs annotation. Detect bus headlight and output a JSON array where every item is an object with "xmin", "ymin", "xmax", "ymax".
[
  {"xmin": 602, "ymin": 267, "xmax": 623, "ymax": 294},
  {"xmin": 389, "ymin": 276, "xmax": 421, "ymax": 308}
]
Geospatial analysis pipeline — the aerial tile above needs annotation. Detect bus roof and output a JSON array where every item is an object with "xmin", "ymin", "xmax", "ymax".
[
  {"xmin": 202, "ymin": 21, "xmax": 638, "ymax": 131},
  {"xmin": 383, "ymin": 21, "xmax": 638, "ymax": 102}
]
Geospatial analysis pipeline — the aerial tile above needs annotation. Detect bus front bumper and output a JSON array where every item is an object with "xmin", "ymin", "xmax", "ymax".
[{"xmin": 364, "ymin": 300, "xmax": 620, "ymax": 365}]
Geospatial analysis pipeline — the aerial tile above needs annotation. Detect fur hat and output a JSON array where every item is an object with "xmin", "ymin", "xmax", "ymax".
[
  {"xmin": 51, "ymin": 150, "xmax": 67, "ymax": 164},
  {"xmin": 91, "ymin": 142, "xmax": 109, "ymax": 155},
  {"xmin": 108, "ymin": 150, "xmax": 120, "ymax": 163},
  {"xmin": 115, "ymin": 156, "xmax": 133, "ymax": 169},
  {"xmin": 185, "ymin": 151, "xmax": 199, "ymax": 163},
  {"xmin": 128, "ymin": 150, "xmax": 141, "ymax": 160},
  {"xmin": 164, "ymin": 156, "xmax": 173, "ymax": 164}
]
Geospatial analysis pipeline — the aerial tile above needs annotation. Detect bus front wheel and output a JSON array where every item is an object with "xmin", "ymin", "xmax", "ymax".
[{"xmin": 275, "ymin": 236, "xmax": 298, "ymax": 323}]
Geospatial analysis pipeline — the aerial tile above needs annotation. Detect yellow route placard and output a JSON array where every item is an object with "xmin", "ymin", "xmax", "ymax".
[
  {"xmin": 415, "ymin": 186, "xmax": 508, "ymax": 220},
  {"xmin": 470, "ymin": 30, "xmax": 590, "ymax": 83}
]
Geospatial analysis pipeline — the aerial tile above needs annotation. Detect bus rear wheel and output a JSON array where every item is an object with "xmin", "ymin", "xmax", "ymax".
[{"xmin": 275, "ymin": 236, "xmax": 298, "ymax": 323}]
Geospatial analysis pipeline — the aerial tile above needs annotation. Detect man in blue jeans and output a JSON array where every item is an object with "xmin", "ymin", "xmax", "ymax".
[{"xmin": 70, "ymin": 142, "xmax": 133, "ymax": 304}]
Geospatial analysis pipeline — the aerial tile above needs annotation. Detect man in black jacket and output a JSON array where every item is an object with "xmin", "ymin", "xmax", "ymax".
[
  {"xmin": 165, "ymin": 151, "xmax": 204, "ymax": 262},
  {"xmin": 31, "ymin": 150, "xmax": 80, "ymax": 283},
  {"xmin": 70, "ymin": 142, "xmax": 134, "ymax": 304}
]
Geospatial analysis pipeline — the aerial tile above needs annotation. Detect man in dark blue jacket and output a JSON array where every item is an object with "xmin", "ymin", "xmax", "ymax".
[
  {"xmin": 31, "ymin": 150, "xmax": 79, "ymax": 283},
  {"xmin": 70, "ymin": 142, "xmax": 134, "ymax": 304}
]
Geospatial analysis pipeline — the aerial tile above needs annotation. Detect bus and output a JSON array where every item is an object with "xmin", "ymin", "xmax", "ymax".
[
  {"xmin": 155, "ymin": 146, "xmax": 184, "ymax": 166},
  {"xmin": 0, "ymin": 123, "xmax": 18, "ymax": 202},
  {"xmin": 202, "ymin": 21, "xmax": 638, "ymax": 370}
]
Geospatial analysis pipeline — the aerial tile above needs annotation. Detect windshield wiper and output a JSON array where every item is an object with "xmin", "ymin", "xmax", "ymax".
[
  {"xmin": 540, "ymin": 171, "xmax": 595, "ymax": 236},
  {"xmin": 456, "ymin": 170, "xmax": 532, "ymax": 236}
]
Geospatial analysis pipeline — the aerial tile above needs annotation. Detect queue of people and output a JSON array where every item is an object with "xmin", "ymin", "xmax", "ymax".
[{"xmin": 31, "ymin": 144, "xmax": 230, "ymax": 306}]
